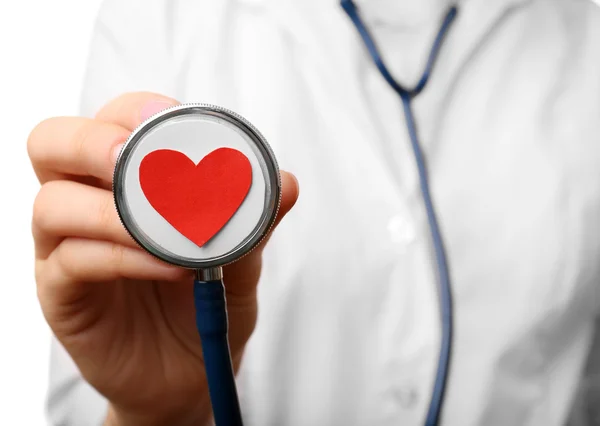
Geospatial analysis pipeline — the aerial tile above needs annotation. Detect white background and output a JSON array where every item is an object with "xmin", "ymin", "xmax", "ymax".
[
  {"xmin": 2, "ymin": 1, "xmax": 600, "ymax": 425},
  {"xmin": 0, "ymin": 1, "xmax": 103, "ymax": 424}
]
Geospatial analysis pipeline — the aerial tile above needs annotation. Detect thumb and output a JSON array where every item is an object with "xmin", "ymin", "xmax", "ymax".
[
  {"xmin": 255, "ymin": 170, "xmax": 299, "ymax": 251},
  {"xmin": 223, "ymin": 170, "xmax": 299, "ymax": 289},
  {"xmin": 273, "ymin": 170, "xmax": 300, "ymax": 228}
]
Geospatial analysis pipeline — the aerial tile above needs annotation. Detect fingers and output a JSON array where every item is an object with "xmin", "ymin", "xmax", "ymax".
[
  {"xmin": 32, "ymin": 180, "xmax": 139, "ymax": 260},
  {"xmin": 32, "ymin": 170, "xmax": 298, "ymax": 261},
  {"xmin": 47, "ymin": 238, "xmax": 189, "ymax": 286},
  {"xmin": 95, "ymin": 92, "xmax": 179, "ymax": 131},
  {"xmin": 32, "ymin": 167, "xmax": 298, "ymax": 263},
  {"xmin": 28, "ymin": 117, "xmax": 128, "ymax": 184},
  {"xmin": 35, "ymin": 170, "xmax": 298, "ymax": 305},
  {"xmin": 28, "ymin": 92, "xmax": 179, "ymax": 186}
]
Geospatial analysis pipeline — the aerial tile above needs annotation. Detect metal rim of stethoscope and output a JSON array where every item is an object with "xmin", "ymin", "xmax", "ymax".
[{"xmin": 113, "ymin": 103, "xmax": 282, "ymax": 270}]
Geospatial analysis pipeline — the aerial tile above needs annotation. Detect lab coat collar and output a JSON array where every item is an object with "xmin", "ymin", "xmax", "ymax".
[
  {"xmin": 235, "ymin": 0, "xmax": 535, "ymax": 103},
  {"xmin": 236, "ymin": 0, "xmax": 533, "ymax": 27},
  {"xmin": 347, "ymin": 0, "xmax": 531, "ymax": 28},
  {"xmin": 236, "ymin": 0, "xmax": 534, "ymax": 73}
]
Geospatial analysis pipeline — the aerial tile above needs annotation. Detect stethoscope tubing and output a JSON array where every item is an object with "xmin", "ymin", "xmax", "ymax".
[
  {"xmin": 193, "ymin": 4, "xmax": 459, "ymax": 426},
  {"xmin": 341, "ymin": 2, "xmax": 459, "ymax": 425},
  {"xmin": 194, "ymin": 278, "xmax": 244, "ymax": 426}
]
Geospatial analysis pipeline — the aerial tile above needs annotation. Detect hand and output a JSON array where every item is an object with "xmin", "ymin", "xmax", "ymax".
[{"xmin": 28, "ymin": 92, "xmax": 299, "ymax": 426}]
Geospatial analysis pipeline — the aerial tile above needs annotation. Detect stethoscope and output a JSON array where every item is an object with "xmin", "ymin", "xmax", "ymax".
[{"xmin": 112, "ymin": 3, "xmax": 458, "ymax": 426}]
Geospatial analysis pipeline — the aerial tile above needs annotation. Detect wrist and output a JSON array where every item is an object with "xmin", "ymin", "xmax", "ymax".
[{"xmin": 104, "ymin": 402, "xmax": 210, "ymax": 426}]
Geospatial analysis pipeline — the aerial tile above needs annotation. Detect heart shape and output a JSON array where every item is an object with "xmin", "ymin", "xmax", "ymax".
[{"xmin": 139, "ymin": 148, "xmax": 252, "ymax": 247}]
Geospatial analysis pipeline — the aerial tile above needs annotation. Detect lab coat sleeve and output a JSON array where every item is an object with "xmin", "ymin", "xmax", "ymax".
[{"xmin": 47, "ymin": 0, "xmax": 176, "ymax": 424}]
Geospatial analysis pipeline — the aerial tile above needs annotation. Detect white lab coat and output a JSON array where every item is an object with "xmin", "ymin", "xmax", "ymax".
[{"xmin": 48, "ymin": 0, "xmax": 600, "ymax": 425}]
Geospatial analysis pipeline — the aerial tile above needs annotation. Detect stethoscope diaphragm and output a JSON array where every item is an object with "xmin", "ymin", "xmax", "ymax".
[{"xmin": 113, "ymin": 104, "xmax": 281, "ymax": 270}]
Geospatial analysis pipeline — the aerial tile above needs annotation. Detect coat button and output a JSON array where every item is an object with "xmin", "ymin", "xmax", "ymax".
[
  {"xmin": 387, "ymin": 214, "xmax": 416, "ymax": 246},
  {"xmin": 394, "ymin": 386, "xmax": 419, "ymax": 409}
]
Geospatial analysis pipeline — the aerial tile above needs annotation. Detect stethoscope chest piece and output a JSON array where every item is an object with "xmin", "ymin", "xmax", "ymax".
[{"xmin": 113, "ymin": 104, "xmax": 281, "ymax": 270}]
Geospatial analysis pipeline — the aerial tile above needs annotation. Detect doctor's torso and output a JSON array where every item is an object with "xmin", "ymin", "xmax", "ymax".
[{"xmin": 49, "ymin": 0, "xmax": 600, "ymax": 425}]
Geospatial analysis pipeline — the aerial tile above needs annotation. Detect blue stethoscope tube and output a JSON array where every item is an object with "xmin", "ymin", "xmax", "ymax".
[
  {"xmin": 341, "ymin": 2, "xmax": 458, "ymax": 425},
  {"xmin": 194, "ymin": 4, "xmax": 458, "ymax": 426},
  {"xmin": 194, "ymin": 279, "xmax": 243, "ymax": 426}
]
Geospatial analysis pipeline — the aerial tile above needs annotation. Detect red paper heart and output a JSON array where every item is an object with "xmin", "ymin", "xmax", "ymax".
[{"xmin": 139, "ymin": 148, "xmax": 252, "ymax": 247}]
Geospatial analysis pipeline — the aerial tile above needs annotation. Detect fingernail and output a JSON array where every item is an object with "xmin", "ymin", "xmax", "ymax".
[
  {"xmin": 140, "ymin": 100, "xmax": 175, "ymax": 122},
  {"xmin": 111, "ymin": 143, "xmax": 124, "ymax": 164}
]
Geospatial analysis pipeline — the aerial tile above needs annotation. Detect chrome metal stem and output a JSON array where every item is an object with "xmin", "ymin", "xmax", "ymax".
[{"xmin": 195, "ymin": 267, "xmax": 224, "ymax": 282}]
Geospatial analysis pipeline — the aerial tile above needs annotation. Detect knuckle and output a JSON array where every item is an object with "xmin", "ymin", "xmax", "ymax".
[
  {"xmin": 97, "ymin": 192, "xmax": 116, "ymax": 230},
  {"xmin": 34, "ymin": 259, "xmax": 56, "ymax": 306},
  {"xmin": 34, "ymin": 260, "xmax": 50, "ymax": 304},
  {"xmin": 70, "ymin": 120, "xmax": 94, "ymax": 164},
  {"xmin": 27, "ymin": 117, "xmax": 56, "ymax": 162},
  {"xmin": 98, "ymin": 92, "xmax": 140, "ymax": 119},
  {"xmin": 54, "ymin": 239, "xmax": 79, "ymax": 280},
  {"xmin": 34, "ymin": 259, "xmax": 45, "ymax": 289},
  {"xmin": 32, "ymin": 182, "xmax": 60, "ymax": 232},
  {"xmin": 110, "ymin": 243, "xmax": 126, "ymax": 269}
]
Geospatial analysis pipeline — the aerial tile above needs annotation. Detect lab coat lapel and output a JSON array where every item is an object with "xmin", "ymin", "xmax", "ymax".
[{"xmin": 410, "ymin": 0, "xmax": 534, "ymax": 149}]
